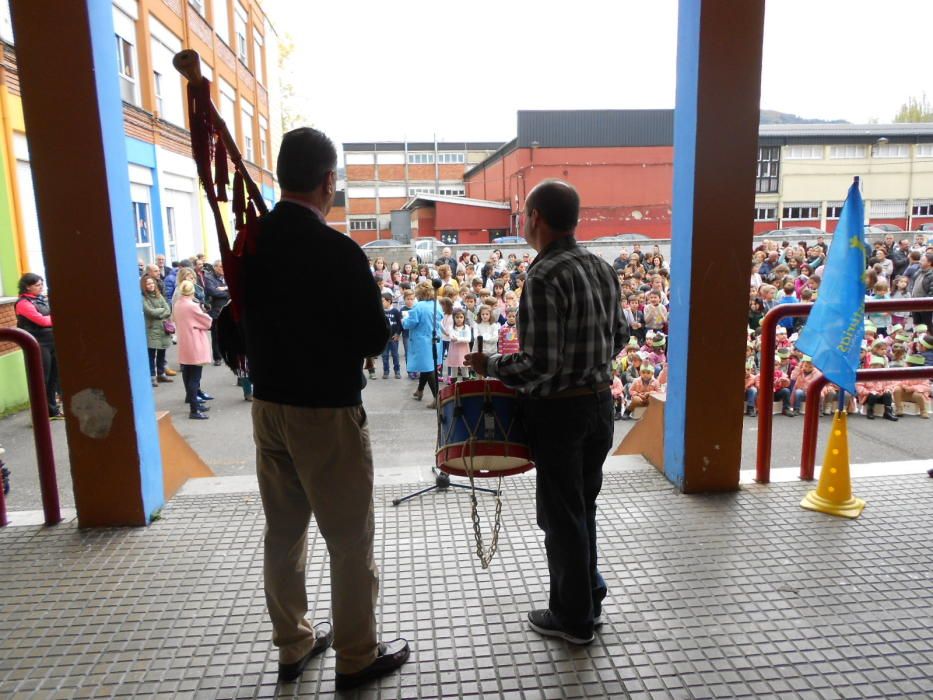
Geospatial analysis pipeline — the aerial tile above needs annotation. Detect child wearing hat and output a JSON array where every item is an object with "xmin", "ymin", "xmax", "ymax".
[
  {"xmin": 918, "ymin": 333, "xmax": 933, "ymax": 366},
  {"xmin": 775, "ymin": 326, "xmax": 792, "ymax": 350},
  {"xmin": 865, "ymin": 338, "xmax": 890, "ymax": 368},
  {"xmin": 894, "ymin": 355, "xmax": 930, "ymax": 418},
  {"xmin": 646, "ymin": 333, "xmax": 667, "ymax": 371},
  {"xmin": 773, "ymin": 350, "xmax": 794, "ymax": 417},
  {"xmin": 856, "ymin": 355, "xmax": 899, "ymax": 421},
  {"xmin": 623, "ymin": 363, "xmax": 661, "ymax": 419},
  {"xmin": 890, "ymin": 344, "xmax": 908, "ymax": 368},
  {"xmin": 790, "ymin": 356, "xmax": 822, "ymax": 414},
  {"xmin": 624, "ymin": 351, "xmax": 646, "ymax": 384}
]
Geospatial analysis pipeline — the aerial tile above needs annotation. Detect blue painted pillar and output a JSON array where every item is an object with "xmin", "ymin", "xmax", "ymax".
[
  {"xmin": 664, "ymin": 0, "xmax": 766, "ymax": 492},
  {"xmin": 10, "ymin": 0, "xmax": 164, "ymax": 524}
]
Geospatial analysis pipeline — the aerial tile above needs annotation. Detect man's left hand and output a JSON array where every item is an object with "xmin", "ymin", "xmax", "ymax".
[{"xmin": 464, "ymin": 352, "xmax": 490, "ymax": 377}]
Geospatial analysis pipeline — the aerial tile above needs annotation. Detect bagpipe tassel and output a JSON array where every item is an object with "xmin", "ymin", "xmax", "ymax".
[{"xmin": 215, "ymin": 136, "xmax": 229, "ymax": 202}]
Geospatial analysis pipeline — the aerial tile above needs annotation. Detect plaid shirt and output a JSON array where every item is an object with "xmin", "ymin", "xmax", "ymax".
[{"xmin": 489, "ymin": 236, "xmax": 627, "ymax": 397}]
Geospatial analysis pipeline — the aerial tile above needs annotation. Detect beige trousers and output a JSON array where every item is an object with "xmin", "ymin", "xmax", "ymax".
[
  {"xmin": 252, "ymin": 399, "xmax": 379, "ymax": 673},
  {"xmin": 894, "ymin": 388, "xmax": 929, "ymax": 416}
]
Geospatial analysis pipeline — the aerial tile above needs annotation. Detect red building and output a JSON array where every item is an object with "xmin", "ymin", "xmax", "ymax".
[{"xmin": 465, "ymin": 110, "xmax": 674, "ymax": 240}]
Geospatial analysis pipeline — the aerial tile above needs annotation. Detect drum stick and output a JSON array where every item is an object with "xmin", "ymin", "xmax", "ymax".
[{"xmin": 477, "ymin": 337, "xmax": 483, "ymax": 354}]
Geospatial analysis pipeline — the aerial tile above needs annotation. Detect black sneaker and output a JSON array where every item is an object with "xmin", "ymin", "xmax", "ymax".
[
  {"xmin": 527, "ymin": 609, "xmax": 594, "ymax": 645},
  {"xmin": 334, "ymin": 638, "xmax": 410, "ymax": 690},
  {"xmin": 278, "ymin": 622, "xmax": 334, "ymax": 683}
]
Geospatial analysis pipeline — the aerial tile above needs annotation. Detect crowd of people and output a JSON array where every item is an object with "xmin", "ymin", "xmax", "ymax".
[{"xmin": 362, "ymin": 231, "xmax": 933, "ymax": 424}]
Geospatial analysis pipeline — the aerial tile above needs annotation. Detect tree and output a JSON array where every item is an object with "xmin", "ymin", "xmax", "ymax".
[
  {"xmin": 893, "ymin": 94, "xmax": 933, "ymax": 123},
  {"xmin": 277, "ymin": 33, "xmax": 310, "ymax": 132}
]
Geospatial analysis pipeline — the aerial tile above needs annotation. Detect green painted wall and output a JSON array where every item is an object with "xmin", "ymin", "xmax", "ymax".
[
  {"xmin": 0, "ymin": 350, "xmax": 28, "ymax": 414},
  {"xmin": 0, "ymin": 138, "xmax": 19, "ymax": 298}
]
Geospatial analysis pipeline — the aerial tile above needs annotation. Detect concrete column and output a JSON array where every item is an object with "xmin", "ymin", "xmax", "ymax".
[
  {"xmin": 10, "ymin": 0, "xmax": 164, "ymax": 525},
  {"xmin": 664, "ymin": 0, "xmax": 766, "ymax": 492}
]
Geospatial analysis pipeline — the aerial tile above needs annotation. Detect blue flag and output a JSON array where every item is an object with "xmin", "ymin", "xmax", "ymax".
[{"xmin": 796, "ymin": 179, "xmax": 866, "ymax": 394}]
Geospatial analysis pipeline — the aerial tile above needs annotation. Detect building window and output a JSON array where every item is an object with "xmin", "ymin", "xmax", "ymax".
[
  {"xmin": 378, "ymin": 186, "xmax": 406, "ymax": 199},
  {"xmin": 253, "ymin": 32, "xmax": 264, "ymax": 83},
  {"xmin": 189, "ymin": 0, "xmax": 206, "ymax": 15},
  {"xmin": 347, "ymin": 186, "xmax": 376, "ymax": 199},
  {"xmin": 873, "ymin": 143, "xmax": 908, "ymax": 159},
  {"xmin": 213, "ymin": 0, "xmax": 229, "ymax": 43},
  {"xmin": 234, "ymin": 2, "xmax": 248, "ymax": 64},
  {"xmin": 437, "ymin": 153, "xmax": 465, "ymax": 164},
  {"xmin": 218, "ymin": 78, "xmax": 236, "ymax": 135},
  {"xmin": 756, "ymin": 146, "xmax": 779, "ymax": 194},
  {"xmin": 870, "ymin": 200, "xmax": 907, "ymax": 218},
  {"xmin": 829, "ymin": 144, "xmax": 867, "ymax": 159},
  {"xmin": 350, "ymin": 218, "xmax": 377, "ymax": 231},
  {"xmin": 408, "ymin": 153, "xmax": 435, "ymax": 164},
  {"xmin": 825, "ymin": 202, "xmax": 844, "ymax": 219},
  {"xmin": 153, "ymin": 71, "xmax": 163, "ymax": 115},
  {"xmin": 754, "ymin": 205, "xmax": 776, "ymax": 221},
  {"xmin": 782, "ymin": 203, "xmax": 819, "ymax": 220},
  {"xmin": 438, "ymin": 185, "xmax": 465, "ymax": 197},
  {"xmin": 115, "ymin": 35, "xmax": 138, "ymax": 105},
  {"xmin": 918, "ymin": 144, "xmax": 933, "ymax": 158},
  {"xmin": 240, "ymin": 100, "xmax": 254, "ymax": 162},
  {"xmin": 345, "ymin": 153, "xmax": 375, "ymax": 165},
  {"xmin": 440, "ymin": 230, "xmax": 459, "ymax": 244},
  {"xmin": 133, "ymin": 200, "xmax": 151, "ymax": 260},
  {"xmin": 259, "ymin": 115, "xmax": 268, "ymax": 167},
  {"xmin": 408, "ymin": 186, "xmax": 436, "ymax": 196},
  {"xmin": 912, "ymin": 200, "xmax": 933, "ymax": 217},
  {"xmin": 785, "ymin": 145, "xmax": 822, "ymax": 160}
]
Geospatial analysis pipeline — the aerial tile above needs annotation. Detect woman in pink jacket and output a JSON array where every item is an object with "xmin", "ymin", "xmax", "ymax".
[{"xmin": 173, "ymin": 280, "xmax": 213, "ymax": 420}]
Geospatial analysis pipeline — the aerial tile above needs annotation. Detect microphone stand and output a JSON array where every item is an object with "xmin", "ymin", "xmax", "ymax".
[{"xmin": 393, "ymin": 278, "xmax": 498, "ymax": 506}]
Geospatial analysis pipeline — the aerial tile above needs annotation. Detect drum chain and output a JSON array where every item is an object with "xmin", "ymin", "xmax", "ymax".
[{"xmin": 466, "ymin": 436, "xmax": 503, "ymax": 569}]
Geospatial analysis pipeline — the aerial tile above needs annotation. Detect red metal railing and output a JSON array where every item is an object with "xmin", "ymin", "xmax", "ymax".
[
  {"xmin": 0, "ymin": 328, "xmax": 61, "ymax": 527},
  {"xmin": 800, "ymin": 367, "xmax": 933, "ymax": 480},
  {"xmin": 756, "ymin": 298, "xmax": 933, "ymax": 483}
]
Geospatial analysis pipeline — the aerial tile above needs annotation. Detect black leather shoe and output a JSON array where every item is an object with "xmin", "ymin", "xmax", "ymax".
[
  {"xmin": 527, "ymin": 609, "xmax": 594, "ymax": 645},
  {"xmin": 197, "ymin": 392, "xmax": 214, "ymax": 401},
  {"xmin": 278, "ymin": 622, "xmax": 334, "ymax": 683},
  {"xmin": 188, "ymin": 411, "xmax": 209, "ymax": 420},
  {"xmin": 334, "ymin": 638, "xmax": 410, "ymax": 690}
]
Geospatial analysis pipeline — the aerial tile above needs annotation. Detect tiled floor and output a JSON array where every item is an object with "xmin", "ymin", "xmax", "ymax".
[{"xmin": 2, "ymin": 468, "xmax": 933, "ymax": 699}]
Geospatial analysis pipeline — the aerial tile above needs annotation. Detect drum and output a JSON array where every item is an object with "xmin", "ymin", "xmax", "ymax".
[{"xmin": 436, "ymin": 379, "xmax": 534, "ymax": 478}]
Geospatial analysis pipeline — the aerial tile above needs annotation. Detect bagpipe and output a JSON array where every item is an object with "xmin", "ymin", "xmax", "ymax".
[{"xmin": 172, "ymin": 49, "xmax": 266, "ymax": 372}]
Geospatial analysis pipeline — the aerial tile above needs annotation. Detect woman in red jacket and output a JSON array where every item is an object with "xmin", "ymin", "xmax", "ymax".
[{"xmin": 14, "ymin": 273, "xmax": 63, "ymax": 419}]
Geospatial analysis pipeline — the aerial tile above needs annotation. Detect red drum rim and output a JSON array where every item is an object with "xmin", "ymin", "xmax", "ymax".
[
  {"xmin": 436, "ymin": 442, "xmax": 534, "ymax": 478},
  {"xmin": 438, "ymin": 378, "xmax": 517, "ymax": 402}
]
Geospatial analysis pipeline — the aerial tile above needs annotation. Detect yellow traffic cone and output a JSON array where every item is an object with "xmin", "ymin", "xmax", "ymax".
[{"xmin": 800, "ymin": 410, "xmax": 866, "ymax": 518}]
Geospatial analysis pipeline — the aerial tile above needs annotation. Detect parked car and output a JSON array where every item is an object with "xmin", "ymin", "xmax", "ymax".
[
  {"xmin": 868, "ymin": 223, "xmax": 903, "ymax": 233},
  {"xmin": 491, "ymin": 236, "xmax": 527, "ymax": 244},
  {"xmin": 593, "ymin": 233, "xmax": 654, "ymax": 242},
  {"xmin": 361, "ymin": 239, "xmax": 406, "ymax": 248}
]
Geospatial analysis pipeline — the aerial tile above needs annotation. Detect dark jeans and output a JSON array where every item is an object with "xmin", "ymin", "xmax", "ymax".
[
  {"xmin": 774, "ymin": 387, "xmax": 791, "ymax": 409},
  {"xmin": 382, "ymin": 339, "xmax": 400, "ymax": 373},
  {"xmin": 417, "ymin": 371, "xmax": 438, "ymax": 397},
  {"xmin": 180, "ymin": 364, "xmax": 203, "ymax": 405},
  {"xmin": 912, "ymin": 310, "xmax": 932, "ymax": 328},
  {"xmin": 147, "ymin": 348, "xmax": 166, "ymax": 377},
  {"xmin": 38, "ymin": 342, "xmax": 61, "ymax": 413},
  {"xmin": 522, "ymin": 389, "xmax": 613, "ymax": 637}
]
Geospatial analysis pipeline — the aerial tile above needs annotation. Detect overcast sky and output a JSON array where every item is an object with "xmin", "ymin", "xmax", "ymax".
[{"xmin": 264, "ymin": 0, "xmax": 933, "ymax": 146}]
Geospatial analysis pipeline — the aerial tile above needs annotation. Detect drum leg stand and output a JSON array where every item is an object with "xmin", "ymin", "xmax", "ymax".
[{"xmin": 392, "ymin": 467, "xmax": 499, "ymax": 506}]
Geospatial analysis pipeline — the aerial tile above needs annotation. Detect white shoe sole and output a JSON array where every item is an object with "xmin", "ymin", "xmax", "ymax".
[{"xmin": 527, "ymin": 619, "xmax": 594, "ymax": 645}]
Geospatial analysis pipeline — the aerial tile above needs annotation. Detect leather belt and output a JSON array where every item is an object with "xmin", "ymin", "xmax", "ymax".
[{"xmin": 540, "ymin": 382, "xmax": 611, "ymax": 400}]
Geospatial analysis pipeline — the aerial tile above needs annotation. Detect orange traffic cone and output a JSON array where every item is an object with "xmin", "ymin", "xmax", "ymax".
[{"xmin": 800, "ymin": 410, "xmax": 865, "ymax": 518}]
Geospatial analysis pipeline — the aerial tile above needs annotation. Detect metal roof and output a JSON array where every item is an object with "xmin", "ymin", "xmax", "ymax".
[
  {"xmin": 343, "ymin": 141, "xmax": 505, "ymax": 152},
  {"xmin": 758, "ymin": 122, "xmax": 933, "ymax": 145},
  {"xmin": 517, "ymin": 109, "xmax": 676, "ymax": 149},
  {"xmin": 400, "ymin": 194, "xmax": 511, "ymax": 211}
]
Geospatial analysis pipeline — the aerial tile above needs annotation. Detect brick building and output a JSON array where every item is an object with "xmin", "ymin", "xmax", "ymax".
[
  {"xmin": 461, "ymin": 110, "xmax": 933, "ymax": 240},
  {"xmin": 341, "ymin": 141, "xmax": 503, "ymax": 244},
  {"xmin": 0, "ymin": 0, "xmax": 280, "ymax": 412}
]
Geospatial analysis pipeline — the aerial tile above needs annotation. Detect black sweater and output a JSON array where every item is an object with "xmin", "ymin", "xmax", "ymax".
[{"xmin": 243, "ymin": 202, "xmax": 389, "ymax": 407}]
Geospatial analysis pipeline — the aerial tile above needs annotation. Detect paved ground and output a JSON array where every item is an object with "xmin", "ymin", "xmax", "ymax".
[
  {"xmin": 3, "ymin": 467, "xmax": 933, "ymax": 699},
  {"xmin": 0, "ymin": 345, "xmax": 930, "ymax": 511}
]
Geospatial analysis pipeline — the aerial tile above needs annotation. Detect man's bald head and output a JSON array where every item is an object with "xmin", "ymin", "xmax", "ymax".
[{"xmin": 525, "ymin": 179, "xmax": 580, "ymax": 235}]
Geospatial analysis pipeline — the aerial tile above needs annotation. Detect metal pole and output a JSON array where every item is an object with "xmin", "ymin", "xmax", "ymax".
[
  {"xmin": 799, "ymin": 375, "xmax": 828, "ymax": 481},
  {"xmin": 0, "ymin": 328, "xmax": 61, "ymax": 526}
]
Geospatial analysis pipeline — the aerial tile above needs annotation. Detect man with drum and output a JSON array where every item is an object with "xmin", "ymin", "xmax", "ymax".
[{"xmin": 466, "ymin": 179, "xmax": 627, "ymax": 646}]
